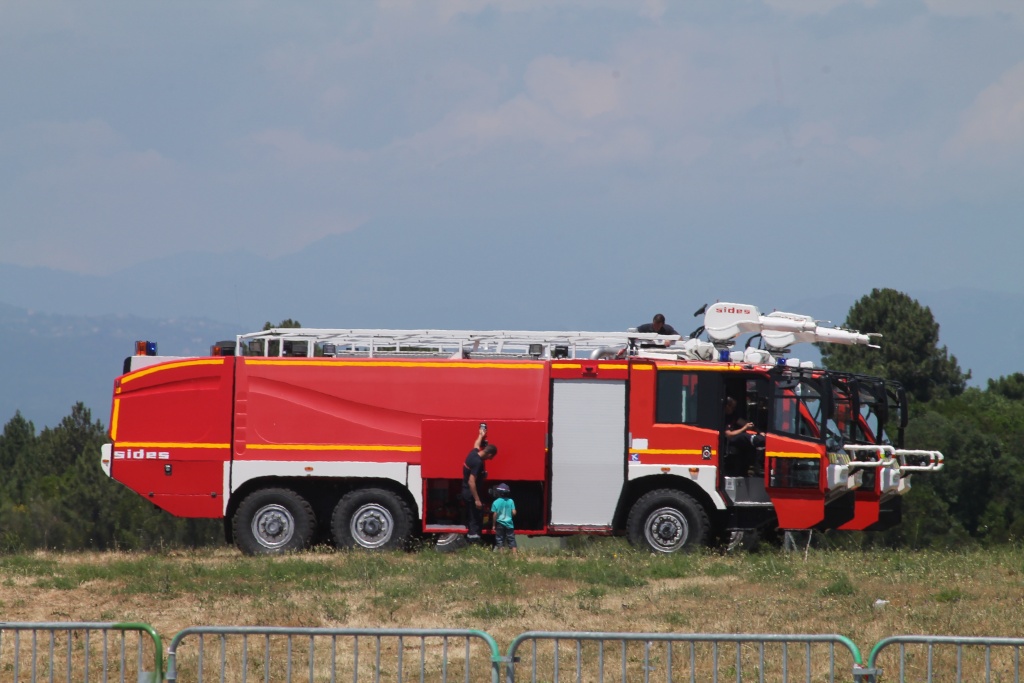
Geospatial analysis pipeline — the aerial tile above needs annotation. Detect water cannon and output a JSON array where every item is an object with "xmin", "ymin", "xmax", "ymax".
[
  {"xmin": 760, "ymin": 311, "xmax": 881, "ymax": 351},
  {"xmin": 703, "ymin": 303, "xmax": 881, "ymax": 352}
]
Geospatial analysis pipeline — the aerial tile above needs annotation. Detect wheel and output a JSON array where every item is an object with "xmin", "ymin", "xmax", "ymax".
[
  {"xmin": 331, "ymin": 488, "xmax": 414, "ymax": 550},
  {"xmin": 626, "ymin": 489, "xmax": 710, "ymax": 554},
  {"xmin": 233, "ymin": 488, "xmax": 316, "ymax": 556},
  {"xmin": 725, "ymin": 530, "xmax": 761, "ymax": 553},
  {"xmin": 433, "ymin": 532, "xmax": 468, "ymax": 553}
]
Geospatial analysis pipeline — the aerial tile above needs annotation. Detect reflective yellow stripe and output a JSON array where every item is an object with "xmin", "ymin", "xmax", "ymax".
[
  {"xmin": 598, "ymin": 364, "xmax": 624, "ymax": 370},
  {"xmin": 657, "ymin": 365, "xmax": 743, "ymax": 372},
  {"xmin": 247, "ymin": 443, "xmax": 421, "ymax": 452},
  {"xmin": 632, "ymin": 366, "xmax": 653, "ymax": 371},
  {"xmin": 552, "ymin": 363, "xmax": 580, "ymax": 369},
  {"xmin": 115, "ymin": 442, "xmax": 229, "ymax": 449},
  {"xmin": 110, "ymin": 398, "xmax": 121, "ymax": 441},
  {"xmin": 246, "ymin": 360, "xmax": 542, "ymax": 370},
  {"xmin": 769, "ymin": 452, "xmax": 822, "ymax": 459},
  {"xmin": 121, "ymin": 359, "xmax": 226, "ymax": 384},
  {"xmin": 630, "ymin": 449, "xmax": 714, "ymax": 456}
]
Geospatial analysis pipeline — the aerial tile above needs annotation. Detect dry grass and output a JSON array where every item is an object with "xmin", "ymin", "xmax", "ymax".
[{"xmin": 1, "ymin": 540, "xmax": 1023, "ymax": 679}]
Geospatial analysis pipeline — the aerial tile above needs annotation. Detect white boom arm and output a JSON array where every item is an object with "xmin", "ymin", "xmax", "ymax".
[{"xmin": 703, "ymin": 303, "xmax": 881, "ymax": 351}]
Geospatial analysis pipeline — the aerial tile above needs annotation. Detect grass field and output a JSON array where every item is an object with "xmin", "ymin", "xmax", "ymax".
[{"xmin": 2, "ymin": 537, "xmax": 1022, "ymax": 648}]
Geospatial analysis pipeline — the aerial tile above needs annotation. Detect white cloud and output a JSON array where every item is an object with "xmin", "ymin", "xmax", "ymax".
[
  {"xmin": 246, "ymin": 128, "xmax": 354, "ymax": 168},
  {"xmin": 524, "ymin": 56, "xmax": 624, "ymax": 121},
  {"xmin": 763, "ymin": 0, "xmax": 880, "ymax": 17},
  {"xmin": 846, "ymin": 135, "xmax": 883, "ymax": 158},
  {"xmin": 949, "ymin": 62, "xmax": 1024, "ymax": 159},
  {"xmin": 922, "ymin": 0, "xmax": 1024, "ymax": 20}
]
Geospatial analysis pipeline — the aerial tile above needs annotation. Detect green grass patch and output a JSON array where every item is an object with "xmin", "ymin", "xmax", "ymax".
[
  {"xmin": 0, "ymin": 555, "xmax": 59, "ymax": 575},
  {"xmin": 573, "ymin": 586, "xmax": 607, "ymax": 612},
  {"xmin": 934, "ymin": 588, "xmax": 965, "ymax": 603},
  {"xmin": 703, "ymin": 562, "xmax": 739, "ymax": 578},
  {"xmin": 524, "ymin": 557, "xmax": 647, "ymax": 588},
  {"xmin": 818, "ymin": 572, "xmax": 856, "ymax": 597},
  {"xmin": 465, "ymin": 601, "xmax": 524, "ymax": 621}
]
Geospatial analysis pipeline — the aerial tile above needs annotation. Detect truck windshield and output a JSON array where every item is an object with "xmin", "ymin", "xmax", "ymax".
[
  {"xmin": 855, "ymin": 381, "xmax": 891, "ymax": 445},
  {"xmin": 772, "ymin": 377, "xmax": 823, "ymax": 440},
  {"xmin": 827, "ymin": 382, "xmax": 854, "ymax": 446}
]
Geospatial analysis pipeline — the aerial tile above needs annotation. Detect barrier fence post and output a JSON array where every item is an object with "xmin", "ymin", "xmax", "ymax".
[
  {"xmin": 165, "ymin": 626, "xmax": 503, "ymax": 682},
  {"xmin": 0, "ymin": 621, "xmax": 163, "ymax": 682},
  {"xmin": 503, "ymin": 631, "xmax": 864, "ymax": 682},
  {"xmin": 868, "ymin": 635, "xmax": 1024, "ymax": 682}
]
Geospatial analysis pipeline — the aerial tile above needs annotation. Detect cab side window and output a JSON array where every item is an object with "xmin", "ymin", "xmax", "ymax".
[
  {"xmin": 773, "ymin": 380, "xmax": 822, "ymax": 440},
  {"xmin": 656, "ymin": 371, "xmax": 700, "ymax": 424}
]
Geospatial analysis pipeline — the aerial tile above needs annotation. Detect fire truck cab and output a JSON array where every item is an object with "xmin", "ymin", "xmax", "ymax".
[{"xmin": 101, "ymin": 304, "xmax": 943, "ymax": 555}]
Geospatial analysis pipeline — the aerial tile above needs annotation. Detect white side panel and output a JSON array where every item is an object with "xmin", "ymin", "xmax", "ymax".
[
  {"xmin": 223, "ymin": 462, "xmax": 231, "ymax": 515},
  {"xmin": 100, "ymin": 444, "xmax": 112, "ymax": 478},
  {"xmin": 407, "ymin": 465, "xmax": 423, "ymax": 520},
  {"xmin": 550, "ymin": 380, "xmax": 626, "ymax": 525},
  {"xmin": 627, "ymin": 464, "xmax": 727, "ymax": 510},
  {"xmin": 231, "ymin": 460, "xmax": 408, "ymax": 493},
  {"xmin": 223, "ymin": 461, "xmax": 418, "ymax": 517}
]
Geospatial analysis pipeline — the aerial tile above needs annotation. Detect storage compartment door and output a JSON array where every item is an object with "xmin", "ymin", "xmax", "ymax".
[{"xmin": 550, "ymin": 379, "xmax": 626, "ymax": 525}]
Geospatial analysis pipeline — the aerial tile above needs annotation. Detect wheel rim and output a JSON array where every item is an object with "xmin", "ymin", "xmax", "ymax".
[
  {"xmin": 251, "ymin": 503, "xmax": 295, "ymax": 550},
  {"xmin": 643, "ymin": 506, "xmax": 689, "ymax": 553},
  {"xmin": 350, "ymin": 503, "xmax": 394, "ymax": 549}
]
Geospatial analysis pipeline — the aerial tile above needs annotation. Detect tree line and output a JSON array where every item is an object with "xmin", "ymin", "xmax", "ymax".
[
  {"xmin": 1, "ymin": 292, "xmax": 1021, "ymax": 551},
  {"xmin": 820, "ymin": 288, "xmax": 1024, "ymax": 548},
  {"xmin": 0, "ymin": 405, "xmax": 221, "ymax": 551}
]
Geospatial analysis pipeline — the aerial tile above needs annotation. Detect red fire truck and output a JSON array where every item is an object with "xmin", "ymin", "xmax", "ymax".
[{"xmin": 100, "ymin": 303, "xmax": 943, "ymax": 555}]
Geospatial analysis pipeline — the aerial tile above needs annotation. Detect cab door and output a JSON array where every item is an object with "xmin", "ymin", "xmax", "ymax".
[{"xmin": 764, "ymin": 375, "xmax": 831, "ymax": 529}]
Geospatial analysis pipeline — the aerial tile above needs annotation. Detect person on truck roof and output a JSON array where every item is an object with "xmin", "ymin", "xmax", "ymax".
[
  {"xmin": 462, "ymin": 424, "xmax": 498, "ymax": 543},
  {"xmin": 636, "ymin": 313, "xmax": 679, "ymax": 347}
]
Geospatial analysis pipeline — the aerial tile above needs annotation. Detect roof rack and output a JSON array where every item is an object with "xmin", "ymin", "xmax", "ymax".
[{"xmin": 237, "ymin": 328, "xmax": 677, "ymax": 360}]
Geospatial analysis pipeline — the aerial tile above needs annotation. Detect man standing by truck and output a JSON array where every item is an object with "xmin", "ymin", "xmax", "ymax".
[{"xmin": 462, "ymin": 424, "xmax": 499, "ymax": 543}]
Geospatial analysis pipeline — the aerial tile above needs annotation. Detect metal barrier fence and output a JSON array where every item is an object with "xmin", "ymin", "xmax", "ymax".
[
  {"xmin": 8, "ymin": 623, "xmax": 1024, "ymax": 681},
  {"xmin": 866, "ymin": 635, "xmax": 1024, "ymax": 682},
  {"xmin": 164, "ymin": 626, "xmax": 504, "ymax": 683},
  {"xmin": 0, "ymin": 621, "xmax": 162, "ymax": 683},
  {"xmin": 504, "ymin": 631, "xmax": 868, "ymax": 682}
]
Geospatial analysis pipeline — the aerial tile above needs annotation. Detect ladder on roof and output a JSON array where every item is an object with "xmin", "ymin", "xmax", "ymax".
[{"xmin": 236, "ymin": 328, "xmax": 677, "ymax": 359}]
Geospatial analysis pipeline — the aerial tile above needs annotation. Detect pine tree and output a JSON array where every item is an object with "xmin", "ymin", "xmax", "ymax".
[{"xmin": 819, "ymin": 288, "xmax": 969, "ymax": 403}]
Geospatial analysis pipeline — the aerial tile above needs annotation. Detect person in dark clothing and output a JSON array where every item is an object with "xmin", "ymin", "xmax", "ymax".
[
  {"xmin": 462, "ymin": 424, "xmax": 498, "ymax": 543},
  {"xmin": 724, "ymin": 396, "xmax": 753, "ymax": 440},
  {"xmin": 636, "ymin": 313, "xmax": 679, "ymax": 347},
  {"xmin": 723, "ymin": 397, "xmax": 764, "ymax": 475}
]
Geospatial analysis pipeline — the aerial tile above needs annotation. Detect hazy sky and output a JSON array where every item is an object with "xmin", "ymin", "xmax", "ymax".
[{"xmin": 2, "ymin": 1, "xmax": 1023, "ymax": 298}]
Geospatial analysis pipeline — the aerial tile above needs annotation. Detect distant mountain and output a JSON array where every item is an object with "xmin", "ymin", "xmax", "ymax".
[
  {"xmin": 0, "ymin": 303, "xmax": 236, "ymax": 429},
  {"xmin": 1, "ymin": 230, "xmax": 1020, "ymax": 429}
]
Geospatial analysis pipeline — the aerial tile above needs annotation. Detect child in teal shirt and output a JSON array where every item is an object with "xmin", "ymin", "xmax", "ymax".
[{"xmin": 490, "ymin": 483, "xmax": 517, "ymax": 553}]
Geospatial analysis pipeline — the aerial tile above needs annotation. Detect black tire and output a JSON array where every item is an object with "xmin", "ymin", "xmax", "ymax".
[
  {"xmin": 626, "ymin": 489, "xmax": 710, "ymax": 554},
  {"xmin": 233, "ymin": 488, "xmax": 316, "ymax": 556},
  {"xmin": 433, "ymin": 532, "xmax": 468, "ymax": 553},
  {"xmin": 331, "ymin": 488, "xmax": 414, "ymax": 551}
]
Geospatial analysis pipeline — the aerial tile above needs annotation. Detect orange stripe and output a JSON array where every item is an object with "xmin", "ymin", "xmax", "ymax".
[
  {"xmin": 246, "ymin": 359, "xmax": 542, "ymax": 370},
  {"xmin": 120, "ymin": 359, "xmax": 226, "ymax": 384},
  {"xmin": 630, "ymin": 449, "xmax": 714, "ymax": 456},
  {"xmin": 110, "ymin": 398, "xmax": 121, "ymax": 441},
  {"xmin": 115, "ymin": 442, "xmax": 229, "ymax": 449},
  {"xmin": 247, "ymin": 443, "xmax": 421, "ymax": 452}
]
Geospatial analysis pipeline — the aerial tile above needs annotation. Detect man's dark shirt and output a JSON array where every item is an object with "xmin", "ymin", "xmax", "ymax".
[
  {"xmin": 462, "ymin": 449, "xmax": 486, "ymax": 495},
  {"xmin": 725, "ymin": 409, "xmax": 748, "ymax": 432},
  {"xmin": 637, "ymin": 322, "xmax": 679, "ymax": 335}
]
